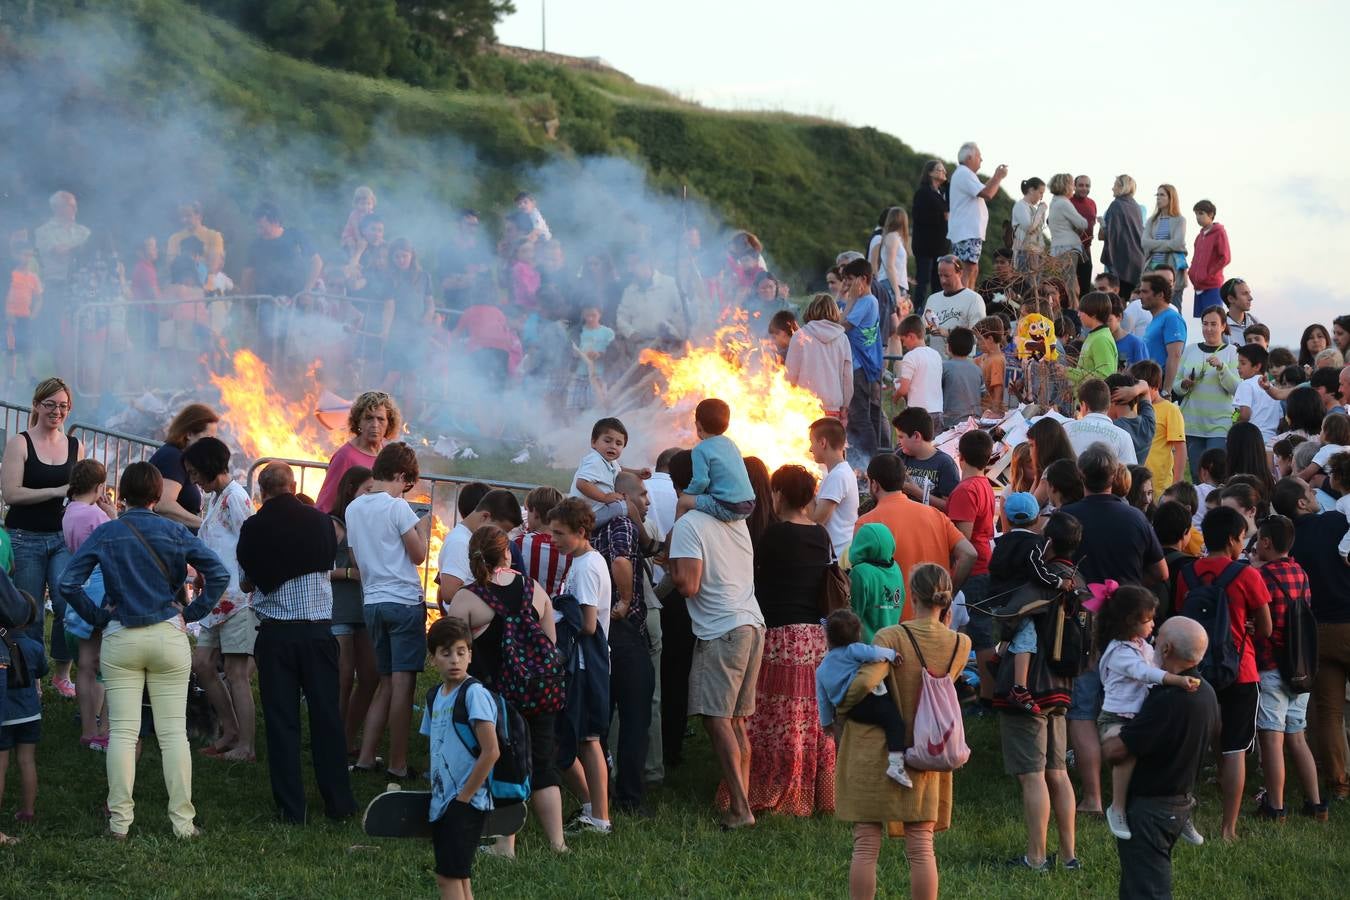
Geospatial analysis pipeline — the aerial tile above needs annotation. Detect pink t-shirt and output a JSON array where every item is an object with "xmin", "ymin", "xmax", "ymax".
[
  {"xmin": 63, "ymin": 500, "xmax": 110, "ymax": 554},
  {"xmin": 316, "ymin": 442, "xmax": 378, "ymax": 513}
]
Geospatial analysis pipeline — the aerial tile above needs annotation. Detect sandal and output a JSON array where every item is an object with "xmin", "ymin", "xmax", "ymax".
[{"xmin": 0, "ymin": 832, "xmax": 19, "ymax": 846}]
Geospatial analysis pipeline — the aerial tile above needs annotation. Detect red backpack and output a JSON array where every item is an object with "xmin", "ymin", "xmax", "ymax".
[{"xmin": 467, "ymin": 578, "xmax": 567, "ymax": 716}]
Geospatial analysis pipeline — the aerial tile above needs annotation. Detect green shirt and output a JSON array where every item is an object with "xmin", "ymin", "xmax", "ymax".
[
  {"xmin": 1069, "ymin": 325, "xmax": 1119, "ymax": 386},
  {"xmin": 0, "ymin": 527, "xmax": 12, "ymax": 575}
]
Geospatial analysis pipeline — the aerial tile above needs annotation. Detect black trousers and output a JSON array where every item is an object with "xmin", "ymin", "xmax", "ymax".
[
  {"xmin": 254, "ymin": 620, "xmax": 357, "ymax": 823},
  {"xmin": 913, "ymin": 256, "xmax": 941, "ymax": 314},
  {"xmin": 660, "ymin": 592, "xmax": 696, "ymax": 768},
  {"xmin": 1116, "ymin": 794, "xmax": 1190, "ymax": 900},
  {"xmin": 848, "ymin": 692, "xmax": 905, "ymax": 752},
  {"xmin": 1076, "ymin": 253, "xmax": 1094, "ymax": 297},
  {"xmin": 608, "ymin": 617, "xmax": 654, "ymax": 810}
]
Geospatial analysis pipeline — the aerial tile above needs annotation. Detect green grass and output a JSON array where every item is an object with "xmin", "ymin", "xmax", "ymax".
[{"xmin": 7, "ymin": 678, "xmax": 1345, "ymax": 898}]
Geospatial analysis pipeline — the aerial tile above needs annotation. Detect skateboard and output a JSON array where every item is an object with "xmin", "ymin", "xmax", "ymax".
[{"xmin": 362, "ymin": 789, "xmax": 528, "ymax": 839}]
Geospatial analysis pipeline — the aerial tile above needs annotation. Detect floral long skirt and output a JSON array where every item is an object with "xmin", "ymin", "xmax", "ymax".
[{"xmin": 717, "ymin": 623, "xmax": 835, "ymax": 816}]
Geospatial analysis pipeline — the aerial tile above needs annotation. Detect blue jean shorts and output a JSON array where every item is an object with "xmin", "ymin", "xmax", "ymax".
[
  {"xmin": 364, "ymin": 602, "xmax": 427, "ymax": 674},
  {"xmin": 331, "ymin": 621, "xmax": 367, "ymax": 638},
  {"xmin": 1067, "ymin": 667, "xmax": 1104, "ymax": 721},
  {"xmin": 1256, "ymin": 669, "xmax": 1308, "ymax": 734}
]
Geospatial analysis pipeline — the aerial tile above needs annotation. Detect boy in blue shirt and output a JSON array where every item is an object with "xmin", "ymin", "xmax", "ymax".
[
  {"xmin": 420, "ymin": 617, "xmax": 498, "ymax": 899},
  {"xmin": 0, "ymin": 633, "xmax": 46, "ymax": 826},
  {"xmin": 676, "ymin": 398, "xmax": 755, "ymax": 521},
  {"xmin": 839, "ymin": 257, "xmax": 884, "ymax": 463}
]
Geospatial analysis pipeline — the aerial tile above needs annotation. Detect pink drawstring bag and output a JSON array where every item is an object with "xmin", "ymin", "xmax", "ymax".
[{"xmin": 900, "ymin": 625, "xmax": 970, "ymax": 772}]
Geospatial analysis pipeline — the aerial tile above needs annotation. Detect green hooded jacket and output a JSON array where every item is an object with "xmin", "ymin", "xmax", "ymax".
[{"xmin": 848, "ymin": 523, "xmax": 905, "ymax": 640}]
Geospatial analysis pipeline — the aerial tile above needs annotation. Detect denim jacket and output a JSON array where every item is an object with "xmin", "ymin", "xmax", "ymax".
[{"xmin": 58, "ymin": 508, "xmax": 227, "ymax": 629}]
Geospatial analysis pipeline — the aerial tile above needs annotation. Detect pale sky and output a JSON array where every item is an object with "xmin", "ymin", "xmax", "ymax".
[{"xmin": 499, "ymin": 0, "xmax": 1350, "ymax": 348}]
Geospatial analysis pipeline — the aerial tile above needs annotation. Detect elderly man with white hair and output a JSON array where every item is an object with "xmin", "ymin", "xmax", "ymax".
[
  {"xmin": 34, "ymin": 190, "xmax": 90, "ymax": 287},
  {"xmin": 947, "ymin": 143, "xmax": 1008, "ymax": 289},
  {"xmin": 1103, "ymin": 617, "xmax": 1219, "ymax": 900}
]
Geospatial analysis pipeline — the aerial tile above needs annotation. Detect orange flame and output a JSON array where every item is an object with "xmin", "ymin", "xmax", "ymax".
[{"xmin": 639, "ymin": 319, "xmax": 824, "ymax": 473}]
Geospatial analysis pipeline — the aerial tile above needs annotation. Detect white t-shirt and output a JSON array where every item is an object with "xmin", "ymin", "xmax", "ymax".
[
  {"xmin": 1122, "ymin": 299, "xmax": 1152, "ymax": 338},
  {"xmin": 818, "ymin": 460, "xmax": 860, "ymax": 558},
  {"xmin": 1312, "ymin": 443, "xmax": 1350, "ymax": 473},
  {"xmin": 1233, "ymin": 375, "xmax": 1283, "ymax": 448},
  {"xmin": 1064, "ymin": 412, "xmax": 1138, "ymax": 464},
  {"xmin": 344, "ymin": 491, "xmax": 423, "ymax": 605},
  {"xmin": 923, "ymin": 288, "xmax": 985, "ymax": 358},
  {"xmin": 563, "ymin": 549, "xmax": 613, "ymax": 640},
  {"xmin": 569, "ymin": 448, "xmax": 620, "ymax": 514},
  {"xmin": 435, "ymin": 522, "xmax": 473, "ymax": 587},
  {"xmin": 199, "ymin": 480, "xmax": 252, "ymax": 602},
  {"xmin": 947, "ymin": 165, "xmax": 988, "ymax": 243},
  {"xmin": 668, "ymin": 511, "xmax": 763, "ymax": 641},
  {"xmin": 898, "ymin": 345, "xmax": 944, "ymax": 414}
]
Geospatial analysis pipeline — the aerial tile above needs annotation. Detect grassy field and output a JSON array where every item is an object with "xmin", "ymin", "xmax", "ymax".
[{"xmin": 4, "ymin": 670, "xmax": 1344, "ymax": 899}]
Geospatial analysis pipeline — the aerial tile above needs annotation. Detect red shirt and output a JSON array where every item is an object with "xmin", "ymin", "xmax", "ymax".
[
  {"xmin": 1070, "ymin": 195, "xmax": 1097, "ymax": 250},
  {"xmin": 1189, "ymin": 223, "xmax": 1231, "ymax": 291},
  {"xmin": 946, "ymin": 475, "xmax": 995, "ymax": 576},
  {"xmin": 1175, "ymin": 556, "xmax": 1270, "ymax": 684},
  {"xmin": 514, "ymin": 530, "xmax": 571, "ymax": 597},
  {"xmin": 1255, "ymin": 558, "xmax": 1310, "ymax": 673}
]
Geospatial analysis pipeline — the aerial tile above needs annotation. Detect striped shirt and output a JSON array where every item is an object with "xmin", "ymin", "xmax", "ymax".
[
  {"xmin": 1174, "ymin": 343, "xmax": 1241, "ymax": 437},
  {"xmin": 252, "ymin": 571, "xmax": 333, "ymax": 622},
  {"xmin": 1148, "ymin": 217, "xmax": 1171, "ymax": 267},
  {"xmin": 514, "ymin": 531, "xmax": 570, "ymax": 597}
]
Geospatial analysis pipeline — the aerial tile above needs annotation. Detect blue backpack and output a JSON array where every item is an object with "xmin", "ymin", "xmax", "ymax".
[
  {"xmin": 1181, "ymin": 560, "xmax": 1247, "ymax": 690},
  {"xmin": 427, "ymin": 678, "xmax": 532, "ymax": 805}
]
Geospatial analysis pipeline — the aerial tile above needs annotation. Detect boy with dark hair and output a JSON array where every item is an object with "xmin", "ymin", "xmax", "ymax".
[
  {"xmin": 1190, "ymin": 200, "xmax": 1231, "ymax": 317},
  {"xmin": 1242, "ymin": 323, "xmax": 1270, "ymax": 348},
  {"xmin": 1176, "ymin": 506, "xmax": 1273, "ymax": 841},
  {"xmin": 436, "ymin": 490, "xmax": 527, "ymax": 603},
  {"xmin": 895, "ymin": 314, "xmax": 944, "ymax": 430},
  {"xmin": 568, "ymin": 417, "xmax": 651, "ymax": 529},
  {"xmin": 1160, "ymin": 482, "xmax": 1205, "ymax": 556},
  {"xmin": 421, "ymin": 616, "xmax": 499, "ymax": 898},
  {"xmin": 839, "ymin": 258, "xmax": 883, "ymax": 464},
  {"xmin": 941, "ymin": 326, "xmax": 984, "ymax": 423},
  {"xmin": 1105, "ymin": 372, "xmax": 1157, "ymax": 465},
  {"xmin": 1150, "ymin": 499, "xmax": 1197, "ymax": 619},
  {"xmin": 814, "ymin": 609, "xmax": 909, "ymax": 786},
  {"xmin": 891, "ymin": 407, "xmax": 959, "ymax": 510},
  {"xmin": 948, "ymin": 429, "xmax": 997, "ymax": 699},
  {"xmin": 1234, "ymin": 344, "xmax": 1281, "ymax": 448},
  {"xmin": 1250, "ymin": 515, "xmax": 1326, "ymax": 822},
  {"xmin": 1064, "ymin": 378, "xmax": 1139, "ymax": 463},
  {"xmin": 1195, "ymin": 447, "xmax": 1227, "ymax": 520},
  {"xmin": 1109, "ymin": 291, "xmax": 1148, "ymax": 369},
  {"xmin": 1132, "ymin": 359, "xmax": 1186, "ymax": 490},
  {"xmin": 808, "ymin": 417, "xmax": 858, "ymax": 557},
  {"xmin": 548, "ymin": 498, "xmax": 614, "ymax": 835},
  {"xmin": 676, "ymin": 398, "xmax": 755, "ymax": 522}
]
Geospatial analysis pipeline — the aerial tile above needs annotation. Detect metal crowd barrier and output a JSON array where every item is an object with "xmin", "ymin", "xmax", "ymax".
[{"xmin": 244, "ymin": 456, "xmax": 538, "ymax": 596}]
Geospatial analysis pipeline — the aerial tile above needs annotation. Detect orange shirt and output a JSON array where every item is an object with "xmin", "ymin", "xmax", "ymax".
[
  {"xmin": 6, "ymin": 269, "xmax": 41, "ymax": 318},
  {"xmin": 853, "ymin": 492, "xmax": 965, "ymax": 621}
]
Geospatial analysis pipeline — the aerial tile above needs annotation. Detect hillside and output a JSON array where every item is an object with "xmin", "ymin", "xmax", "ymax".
[{"xmin": 0, "ymin": 0, "xmax": 1012, "ymax": 289}]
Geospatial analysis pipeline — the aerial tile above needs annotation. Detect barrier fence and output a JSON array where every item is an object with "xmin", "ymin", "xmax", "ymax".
[{"xmin": 245, "ymin": 456, "xmax": 538, "ymax": 598}]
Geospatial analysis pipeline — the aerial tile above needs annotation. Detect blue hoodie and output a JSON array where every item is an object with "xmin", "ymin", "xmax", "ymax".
[{"xmin": 816, "ymin": 643, "xmax": 895, "ymax": 727}]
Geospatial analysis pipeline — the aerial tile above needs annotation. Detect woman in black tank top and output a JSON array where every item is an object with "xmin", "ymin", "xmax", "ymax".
[{"xmin": 1, "ymin": 378, "xmax": 84, "ymax": 692}]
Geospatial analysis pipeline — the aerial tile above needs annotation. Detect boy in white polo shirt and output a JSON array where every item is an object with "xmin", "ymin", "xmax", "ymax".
[{"xmin": 895, "ymin": 314, "xmax": 945, "ymax": 431}]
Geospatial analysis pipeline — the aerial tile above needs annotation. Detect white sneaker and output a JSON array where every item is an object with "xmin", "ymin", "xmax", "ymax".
[
  {"xmin": 572, "ymin": 814, "xmax": 612, "ymax": 835},
  {"xmin": 885, "ymin": 763, "xmax": 913, "ymax": 788},
  {"xmin": 1106, "ymin": 806, "xmax": 1132, "ymax": 840},
  {"xmin": 1179, "ymin": 820, "xmax": 1204, "ymax": 845}
]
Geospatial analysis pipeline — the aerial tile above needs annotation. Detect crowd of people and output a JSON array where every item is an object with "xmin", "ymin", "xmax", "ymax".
[{"xmin": 2, "ymin": 141, "xmax": 1350, "ymax": 900}]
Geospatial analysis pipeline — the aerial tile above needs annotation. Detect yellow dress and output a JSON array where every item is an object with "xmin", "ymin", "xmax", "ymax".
[{"xmin": 833, "ymin": 617, "xmax": 970, "ymax": 836}]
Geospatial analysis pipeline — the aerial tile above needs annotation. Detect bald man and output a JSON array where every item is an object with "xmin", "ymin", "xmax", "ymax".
[
  {"xmin": 1104, "ymin": 617, "xmax": 1219, "ymax": 900},
  {"xmin": 237, "ymin": 461, "xmax": 355, "ymax": 824}
]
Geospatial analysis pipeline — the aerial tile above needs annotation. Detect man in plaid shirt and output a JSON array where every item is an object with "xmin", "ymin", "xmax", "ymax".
[
  {"xmin": 591, "ymin": 472, "xmax": 656, "ymax": 815},
  {"xmin": 1252, "ymin": 515, "xmax": 1327, "ymax": 821}
]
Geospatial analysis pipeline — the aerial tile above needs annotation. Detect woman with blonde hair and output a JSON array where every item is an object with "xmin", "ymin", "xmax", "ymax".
[
  {"xmin": 2, "ymin": 377, "xmax": 85, "ymax": 696},
  {"xmin": 1143, "ymin": 184, "xmax": 1188, "ymax": 309},
  {"xmin": 1047, "ymin": 173, "xmax": 1091, "ymax": 265},
  {"xmin": 786, "ymin": 293, "xmax": 853, "ymax": 419},
  {"xmin": 1100, "ymin": 175, "xmax": 1145, "ymax": 302},
  {"xmin": 870, "ymin": 207, "xmax": 913, "ymax": 315},
  {"xmin": 315, "ymin": 390, "xmax": 402, "ymax": 513},
  {"xmin": 835, "ymin": 562, "xmax": 971, "ymax": 900},
  {"xmin": 341, "ymin": 185, "xmax": 376, "ymax": 255}
]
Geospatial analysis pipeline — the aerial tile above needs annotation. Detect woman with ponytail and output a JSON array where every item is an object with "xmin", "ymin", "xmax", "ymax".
[
  {"xmin": 444, "ymin": 525, "xmax": 566, "ymax": 856},
  {"xmin": 833, "ymin": 563, "xmax": 971, "ymax": 900}
]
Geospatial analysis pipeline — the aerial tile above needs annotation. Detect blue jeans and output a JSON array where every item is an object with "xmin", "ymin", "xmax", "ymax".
[
  {"xmin": 1185, "ymin": 434, "xmax": 1227, "ymax": 482},
  {"xmin": 10, "ymin": 529, "xmax": 72, "ymax": 663},
  {"xmin": 846, "ymin": 369, "xmax": 881, "ymax": 466}
]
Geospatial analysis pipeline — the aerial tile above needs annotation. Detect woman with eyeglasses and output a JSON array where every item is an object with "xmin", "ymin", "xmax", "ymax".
[
  {"xmin": 315, "ymin": 390, "xmax": 402, "ymax": 513},
  {"xmin": 910, "ymin": 160, "xmax": 950, "ymax": 314},
  {"xmin": 1, "ymin": 377, "xmax": 85, "ymax": 697}
]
